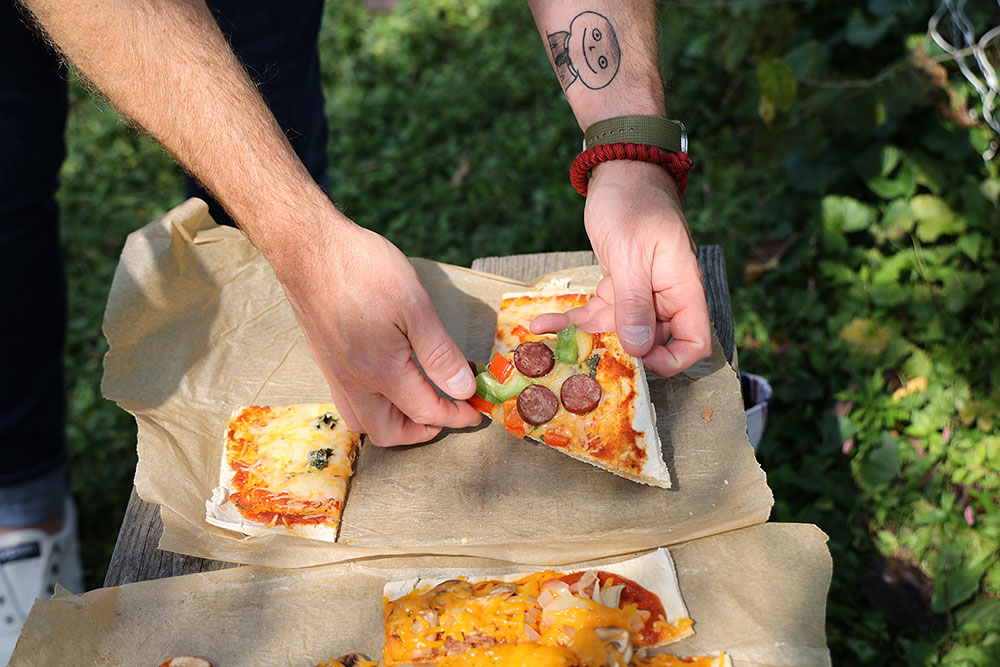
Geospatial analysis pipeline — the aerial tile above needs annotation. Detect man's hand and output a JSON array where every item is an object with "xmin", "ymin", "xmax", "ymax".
[
  {"xmin": 271, "ymin": 217, "xmax": 481, "ymax": 446},
  {"xmin": 22, "ymin": 0, "xmax": 481, "ymax": 446},
  {"xmin": 525, "ymin": 1, "xmax": 711, "ymax": 376},
  {"xmin": 530, "ymin": 160, "xmax": 712, "ymax": 376}
]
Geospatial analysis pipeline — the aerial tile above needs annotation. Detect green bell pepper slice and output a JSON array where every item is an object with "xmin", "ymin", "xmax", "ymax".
[
  {"xmin": 555, "ymin": 324, "xmax": 579, "ymax": 364},
  {"xmin": 475, "ymin": 370, "xmax": 532, "ymax": 404}
]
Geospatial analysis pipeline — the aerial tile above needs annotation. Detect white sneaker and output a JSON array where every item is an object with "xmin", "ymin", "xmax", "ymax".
[{"xmin": 0, "ymin": 500, "xmax": 84, "ymax": 665}]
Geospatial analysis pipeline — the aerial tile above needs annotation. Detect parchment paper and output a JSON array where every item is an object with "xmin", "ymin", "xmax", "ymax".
[
  {"xmin": 101, "ymin": 198, "xmax": 772, "ymax": 567},
  {"xmin": 10, "ymin": 523, "xmax": 831, "ymax": 666}
]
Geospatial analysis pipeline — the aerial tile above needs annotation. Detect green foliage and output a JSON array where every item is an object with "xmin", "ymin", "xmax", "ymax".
[
  {"xmin": 60, "ymin": 82, "xmax": 185, "ymax": 585},
  {"xmin": 56, "ymin": 0, "xmax": 1000, "ymax": 664},
  {"xmin": 662, "ymin": 0, "xmax": 1000, "ymax": 663}
]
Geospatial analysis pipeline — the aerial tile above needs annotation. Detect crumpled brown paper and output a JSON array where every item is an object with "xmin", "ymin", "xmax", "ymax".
[
  {"xmin": 10, "ymin": 199, "xmax": 831, "ymax": 665},
  {"xmin": 98, "ymin": 199, "xmax": 774, "ymax": 568},
  {"xmin": 11, "ymin": 523, "xmax": 831, "ymax": 666}
]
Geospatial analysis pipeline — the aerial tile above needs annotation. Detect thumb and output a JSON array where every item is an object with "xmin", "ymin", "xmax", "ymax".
[
  {"xmin": 611, "ymin": 263, "xmax": 656, "ymax": 358},
  {"xmin": 407, "ymin": 296, "xmax": 477, "ymax": 400}
]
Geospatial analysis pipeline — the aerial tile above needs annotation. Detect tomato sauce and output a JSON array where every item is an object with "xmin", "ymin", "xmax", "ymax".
[
  {"xmin": 228, "ymin": 470, "xmax": 340, "ymax": 527},
  {"xmin": 557, "ymin": 571, "xmax": 668, "ymax": 645}
]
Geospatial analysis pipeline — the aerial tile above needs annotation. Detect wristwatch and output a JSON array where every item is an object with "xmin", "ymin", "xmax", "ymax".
[{"xmin": 582, "ymin": 115, "xmax": 687, "ymax": 153}]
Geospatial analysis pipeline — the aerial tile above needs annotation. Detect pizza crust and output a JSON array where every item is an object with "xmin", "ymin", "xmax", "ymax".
[{"xmin": 204, "ymin": 472, "xmax": 341, "ymax": 543}]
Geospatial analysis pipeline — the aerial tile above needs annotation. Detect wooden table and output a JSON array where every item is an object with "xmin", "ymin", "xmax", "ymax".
[{"xmin": 103, "ymin": 247, "xmax": 734, "ymax": 587}]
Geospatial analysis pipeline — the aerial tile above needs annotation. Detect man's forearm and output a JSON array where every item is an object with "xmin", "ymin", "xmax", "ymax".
[
  {"xmin": 21, "ymin": 0, "xmax": 344, "ymax": 260},
  {"xmin": 526, "ymin": 1, "xmax": 666, "ymax": 130}
]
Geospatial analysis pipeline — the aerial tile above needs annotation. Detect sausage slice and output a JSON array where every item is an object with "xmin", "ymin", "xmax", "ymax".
[
  {"xmin": 516, "ymin": 384, "xmax": 559, "ymax": 425},
  {"xmin": 561, "ymin": 374, "xmax": 602, "ymax": 415},
  {"xmin": 513, "ymin": 341, "xmax": 554, "ymax": 378}
]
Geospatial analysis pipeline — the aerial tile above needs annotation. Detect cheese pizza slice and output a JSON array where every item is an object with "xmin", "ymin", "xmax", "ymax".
[
  {"xmin": 204, "ymin": 403, "xmax": 361, "ymax": 542},
  {"xmin": 469, "ymin": 284, "xmax": 670, "ymax": 488},
  {"xmin": 381, "ymin": 548, "xmax": 728, "ymax": 667}
]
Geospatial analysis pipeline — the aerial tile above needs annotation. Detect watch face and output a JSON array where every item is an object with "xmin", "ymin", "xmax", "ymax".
[{"xmin": 567, "ymin": 11, "xmax": 621, "ymax": 90}]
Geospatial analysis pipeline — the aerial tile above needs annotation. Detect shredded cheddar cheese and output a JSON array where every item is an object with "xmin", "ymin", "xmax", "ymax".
[{"xmin": 382, "ymin": 569, "xmax": 692, "ymax": 667}]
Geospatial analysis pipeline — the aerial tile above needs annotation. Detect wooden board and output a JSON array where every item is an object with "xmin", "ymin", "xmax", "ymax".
[{"xmin": 103, "ymin": 248, "xmax": 734, "ymax": 587}]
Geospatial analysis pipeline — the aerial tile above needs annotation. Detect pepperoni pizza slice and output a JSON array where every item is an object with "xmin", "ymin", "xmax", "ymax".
[
  {"xmin": 204, "ymin": 403, "xmax": 362, "ymax": 542},
  {"xmin": 469, "ymin": 284, "xmax": 670, "ymax": 488}
]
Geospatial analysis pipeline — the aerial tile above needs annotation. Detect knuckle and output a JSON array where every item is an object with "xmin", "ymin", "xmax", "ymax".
[
  {"xmin": 401, "ymin": 393, "xmax": 455, "ymax": 428},
  {"xmin": 418, "ymin": 338, "xmax": 458, "ymax": 375}
]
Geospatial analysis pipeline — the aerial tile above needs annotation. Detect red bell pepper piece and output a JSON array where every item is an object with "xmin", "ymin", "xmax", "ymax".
[
  {"xmin": 489, "ymin": 352, "xmax": 515, "ymax": 383},
  {"xmin": 468, "ymin": 393, "xmax": 497, "ymax": 415}
]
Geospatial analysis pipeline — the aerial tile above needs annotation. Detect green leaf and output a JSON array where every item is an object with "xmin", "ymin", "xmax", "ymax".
[
  {"xmin": 859, "ymin": 432, "xmax": 901, "ymax": 488},
  {"xmin": 907, "ymin": 151, "xmax": 950, "ymax": 194},
  {"xmin": 757, "ymin": 58, "xmax": 797, "ymax": 112},
  {"xmin": 878, "ymin": 145, "xmax": 903, "ymax": 175},
  {"xmin": 845, "ymin": 10, "xmax": 897, "ymax": 48},
  {"xmin": 758, "ymin": 94, "xmax": 776, "ymax": 126},
  {"xmin": 912, "ymin": 194, "xmax": 966, "ymax": 242},
  {"xmin": 957, "ymin": 232, "xmax": 985, "ymax": 261},
  {"xmin": 868, "ymin": 167, "xmax": 917, "ymax": 200},
  {"xmin": 872, "ymin": 251, "xmax": 912, "ymax": 286},
  {"xmin": 783, "ymin": 40, "xmax": 827, "ymax": 79},
  {"xmin": 823, "ymin": 195, "xmax": 878, "ymax": 233},
  {"xmin": 932, "ymin": 552, "xmax": 994, "ymax": 613},
  {"xmin": 940, "ymin": 644, "xmax": 1000, "ymax": 666},
  {"xmin": 901, "ymin": 638, "xmax": 938, "ymax": 667},
  {"xmin": 839, "ymin": 318, "xmax": 893, "ymax": 356}
]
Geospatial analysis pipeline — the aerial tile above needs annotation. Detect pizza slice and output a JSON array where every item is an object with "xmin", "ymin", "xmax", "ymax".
[
  {"xmin": 430, "ymin": 648, "xmax": 731, "ymax": 666},
  {"xmin": 468, "ymin": 284, "xmax": 670, "ymax": 488},
  {"xmin": 381, "ymin": 548, "xmax": 729, "ymax": 667},
  {"xmin": 204, "ymin": 403, "xmax": 362, "ymax": 542}
]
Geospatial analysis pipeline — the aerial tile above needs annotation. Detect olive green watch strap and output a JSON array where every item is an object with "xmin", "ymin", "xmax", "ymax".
[{"xmin": 583, "ymin": 115, "xmax": 687, "ymax": 153}]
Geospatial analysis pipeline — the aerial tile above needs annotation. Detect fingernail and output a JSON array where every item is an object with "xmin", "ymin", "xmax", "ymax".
[
  {"xmin": 621, "ymin": 325, "xmax": 652, "ymax": 347},
  {"xmin": 447, "ymin": 368, "xmax": 474, "ymax": 395}
]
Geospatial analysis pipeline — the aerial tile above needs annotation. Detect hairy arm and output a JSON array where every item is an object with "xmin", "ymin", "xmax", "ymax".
[
  {"xmin": 526, "ymin": 1, "xmax": 712, "ymax": 375},
  {"xmin": 23, "ymin": 0, "xmax": 480, "ymax": 444}
]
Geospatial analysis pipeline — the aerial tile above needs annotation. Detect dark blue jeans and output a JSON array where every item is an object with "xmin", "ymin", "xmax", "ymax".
[{"xmin": 0, "ymin": 1, "xmax": 328, "ymax": 524}]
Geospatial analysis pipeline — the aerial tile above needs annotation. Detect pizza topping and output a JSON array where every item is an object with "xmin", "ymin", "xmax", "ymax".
[
  {"xmin": 513, "ymin": 341, "xmax": 555, "ymax": 378},
  {"xmin": 543, "ymin": 432, "xmax": 571, "ymax": 448},
  {"xmin": 468, "ymin": 393, "xmax": 497, "ymax": 415},
  {"xmin": 555, "ymin": 325, "xmax": 579, "ymax": 364},
  {"xmin": 575, "ymin": 330, "xmax": 594, "ymax": 363},
  {"xmin": 158, "ymin": 658, "xmax": 213, "ymax": 667},
  {"xmin": 316, "ymin": 655, "xmax": 378, "ymax": 667},
  {"xmin": 476, "ymin": 369, "xmax": 531, "ymax": 404},
  {"xmin": 313, "ymin": 411, "xmax": 338, "ymax": 430},
  {"xmin": 517, "ymin": 385, "xmax": 559, "ymax": 425},
  {"xmin": 307, "ymin": 447, "xmax": 334, "ymax": 471},
  {"xmin": 502, "ymin": 398, "xmax": 528, "ymax": 438},
  {"xmin": 560, "ymin": 374, "xmax": 603, "ymax": 415},
  {"xmin": 584, "ymin": 354, "xmax": 600, "ymax": 377},
  {"xmin": 217, "ymin": 404, "xmax": 360, "ymax": 531},
  {"xmin": 488, "ymin": 353, "xmax": 516, "ymax": 383},
  {"xmin": 383, "ymin": 563, "xmax": 697, "ymax": 667}
]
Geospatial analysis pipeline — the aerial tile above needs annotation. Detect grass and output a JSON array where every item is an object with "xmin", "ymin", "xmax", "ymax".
[{"xmin": 56, "ymin": 1, "xmax": 999, "ymax": 664}]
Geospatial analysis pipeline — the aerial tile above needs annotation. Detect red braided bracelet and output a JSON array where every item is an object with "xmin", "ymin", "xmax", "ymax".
[{"xmin": 570, "ymin": 142, "xmax": 694, "ymax": 197}]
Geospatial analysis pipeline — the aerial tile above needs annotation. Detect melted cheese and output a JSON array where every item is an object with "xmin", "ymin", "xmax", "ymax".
[
  {"xmin": 225, "ymin": 404, "xmax": 361, "ymax": 526},
  {"xmin": 435, "ymin": 643, "xmax": 580, "ymax": 666},
  {"xmin": 631, "ymin": 653, "xmax": 729, "ymax": 667},
  {"xmin": 491, "ymin": 294, "xmax": 649, "ymax": 475},
  {"xmin": 382, "ymin": 570, "xmax": 687, "ymax": 667}
]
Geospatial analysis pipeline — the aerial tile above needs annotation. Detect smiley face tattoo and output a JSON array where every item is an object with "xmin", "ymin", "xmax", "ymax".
[{"xmin": 547, "ymin": 11, "xmax": 621, "ymax": 90}]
